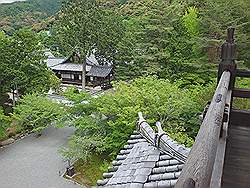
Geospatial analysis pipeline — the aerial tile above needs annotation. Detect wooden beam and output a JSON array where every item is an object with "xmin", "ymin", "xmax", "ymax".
[
  {"xmin": 236, "ymin": 69, "xmax": 250, "ymax": 78},
  {"xmin": 175, "ymin": 71, "xmax": 231, "ymax": 188},
  {"xmin": 210, "ymin": 90, "xmax": 232, "ymax": 188},
  {"xmin": 233, "ymin": 88, "xmax": 250, "ymax": 98}
]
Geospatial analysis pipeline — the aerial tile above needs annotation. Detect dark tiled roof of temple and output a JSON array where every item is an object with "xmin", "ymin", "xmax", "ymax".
[
  {"xmin": 86, "ymin": 65, "xmax": 112, "ymax": 78},
  {"xmin": 97, "ymin": 113, "xmax": 190, "ymax": 188},
  {"xmin": 50, "ymin": 62, "xmax": 88, "ymax": 72}
]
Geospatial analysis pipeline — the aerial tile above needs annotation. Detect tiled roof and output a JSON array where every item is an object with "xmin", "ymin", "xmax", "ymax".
[
  {"xmin": 86, "ymin": 65, "xmax": 112, "ymax": 78},
  {"xmin": 50, "ymin": 63, "xmax": 92, "ymax": 72},
  {"xmin": 45, "ymin": 58, "xmax": 66, "ymax": 68},
  {"xmin": 44, "ymin": 50, "xmax": 55, "ymax": 59},
  {"xmin": 45, "ymin": 51, "xmax": 111, "ymax": 73},
  {"xmin": 97, "ymin": 113, "xmax": 190, "ymax": 188}
]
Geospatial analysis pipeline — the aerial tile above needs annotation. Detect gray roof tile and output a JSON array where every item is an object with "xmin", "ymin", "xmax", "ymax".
[
  {"xmin": 134, "ymin": 168, "xmax": 152, "ymax": 176},
  {"xmin": 159, "ymin": 154, "xmax": 173, "ymax": 161},
  {"xmin": 156, "ymin": 159, "xmax": 181, "ymax": 167},
  {"xmin": 50, "ymin": 62, "xmax": 92, "ymax": 72},
  {"xmin": 103, "ymin": 172, "xmax": 115, "ymax": 178},
  {"xmin": 45, "ymin": 58, "xmax": 66, "ymax": 68},
  {"xmin": 128, "ymin": 183, "xmax": 143, "ymax": 188},
  {"xmin": 86, "ymin": 65, "xmax": 112, "ymax": 77},
  {"xmin": 133, "ymin": 175, "xmax": 149, "ymax": 183},
  {"xmin": 97, "ymin": 114, "xmax": 191, "ymax": 187},
  {"xmin": 152, "ymin": 164, "xmax": 183, "ymax": 174},
  {"xmin": 148, "ymin": 171, "xmax": 180, "ymax": 181}
]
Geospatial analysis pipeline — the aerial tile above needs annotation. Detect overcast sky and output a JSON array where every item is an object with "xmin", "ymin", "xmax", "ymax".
[{"xmin": 0, "ymin": 0, "xmax": 25, "ymax": 4}]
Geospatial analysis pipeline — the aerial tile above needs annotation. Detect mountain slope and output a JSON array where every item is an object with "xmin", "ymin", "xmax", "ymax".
[{"xmin": 0, "ymin": 0, "xmax": 63, "ymax": 34}]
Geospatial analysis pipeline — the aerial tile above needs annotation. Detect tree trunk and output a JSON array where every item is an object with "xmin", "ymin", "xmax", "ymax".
[
  {"xmin": 82, "ymin": 57, "xmax": 86, "ymax": 91},
  {"xmin": 12, "ymin": 89, "xmax": 15, "ymax": 107}
]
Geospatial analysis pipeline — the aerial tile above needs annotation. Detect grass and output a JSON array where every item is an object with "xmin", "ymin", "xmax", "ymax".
[{"xmin": 72, "ymin": 154, "xmax": 110, "ymax": 187}]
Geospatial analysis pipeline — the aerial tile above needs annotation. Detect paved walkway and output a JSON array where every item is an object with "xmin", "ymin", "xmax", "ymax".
[{"xmin": 0, "ymin": 126, "xmax": 82, "ymax": 188}]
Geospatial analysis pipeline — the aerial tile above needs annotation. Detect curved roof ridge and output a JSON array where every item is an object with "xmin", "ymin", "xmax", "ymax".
[
  {"xmin": 137, "ymin": 112, "xmax": 190, "ymax": 163},
  {"xmin": 90, "ymin": 64, "xmax": 112, "ymax": 68}
]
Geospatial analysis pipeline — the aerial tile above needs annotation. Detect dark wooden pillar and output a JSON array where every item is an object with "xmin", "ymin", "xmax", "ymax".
[{"xmin": 218, "ymin": 28, "xmax": 237, "ymax": 90}]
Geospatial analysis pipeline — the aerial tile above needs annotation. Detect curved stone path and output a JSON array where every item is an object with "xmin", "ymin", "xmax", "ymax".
[{"xmin": 0, "ymin": 126, "xmax": 82, "ymax": 188}]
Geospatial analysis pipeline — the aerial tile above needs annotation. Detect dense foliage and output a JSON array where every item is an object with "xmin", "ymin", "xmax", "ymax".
[
  {"xmin": 52, "ymin": 0, "xmax": 125, "ymax": 88},
  {"xmin": 0, "ymin": 107, "xmax": 10, "ymax": 141},
  {"xmin": 115, "ymin": 0, "xmax": 249, "ymax": 81},
  {"xmin": 48, "ymin": 0, "xmax": 249, "ymax": 85},
  {"xmin": 116, "ymin": 1, "xmax": 206, "ymax": 81},
  {"xmin": 62, "ymin": 77, "xmax": 203, "ymax": 161},
  {"xmin": 192, "ymin": 0, "xmax": 250, "ymax": 68},
  {"xmin": 0, "ymin": 29, "xmax": 59, "ymax": 98},
  {"xmin": 12, "ymin": 94, "xmax": 68, "ymax": 133},
  {"xmin": 54, "ymin": 0, "xmax": 124, "ymax": 58}
]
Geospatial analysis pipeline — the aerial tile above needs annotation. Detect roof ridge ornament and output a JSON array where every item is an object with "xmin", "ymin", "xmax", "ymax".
[
  {"xmin": 137, "ymin": 112, "xmax": 190, "ymax": 163},
  {"xmin": 155, "ymin": 121, "xmax": 167, "ymax": 148},
  {"xmin": 136, "ymin": 112, "xmax": 146, "ymax": 131}
]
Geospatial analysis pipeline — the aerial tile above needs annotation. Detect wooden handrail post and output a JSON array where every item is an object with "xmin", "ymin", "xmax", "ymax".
[
  {"xmin": 175, "ymin": 71, "xmax": 231, "ymax": 188},
  {"xmin": 218, "ymin": 28, "xmax": 237, "ymax": 90}
]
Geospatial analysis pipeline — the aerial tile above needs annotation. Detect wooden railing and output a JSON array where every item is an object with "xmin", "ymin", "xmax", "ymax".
[
  {"xmin": 175, "ymin": 71, "xmax": 231, "ymax": 188},
  {"xmin": 175, "ymin": 28, "xmax": 242, "ymax": 188}
]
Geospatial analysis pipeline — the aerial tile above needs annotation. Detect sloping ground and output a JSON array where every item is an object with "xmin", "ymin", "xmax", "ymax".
[
  {"xmin": 0, "ymin": 126, "xmax": 82, "ymax": 188},
  {"xmin": 222, "ymin": 109, "xmax": 250, "ymax": 188}
]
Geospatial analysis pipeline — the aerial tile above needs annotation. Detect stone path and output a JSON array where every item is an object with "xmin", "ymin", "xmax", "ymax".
[{"xmin": 0, "ymin": 126, "xmax": 82, "ymax": 188}]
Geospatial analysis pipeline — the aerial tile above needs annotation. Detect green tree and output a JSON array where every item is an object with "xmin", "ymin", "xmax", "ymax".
[
  {"xmin": 12, "ymin": 94, "xmax": 68, "ymax": 133},
  {"xmin": 53, "ymin": 0, "xmax": 125, "ymax": 90},
  {"xmin": 191, "ymin": 0, "xmax": 250, "ymax": 67},
  {"xmin": 116, "ymin": 0, "xmax": 249, "ymax": 82},
  {"xmin": 0, "ymin": 29, "xmax": 59, "ymax": 99},
  {"xmin": 62, "ymin": 77, "xmax": 200, "ymax": 160},
  {"xmin": 116, "ymin": 0, "xmax": 210, "ymax": 84}
]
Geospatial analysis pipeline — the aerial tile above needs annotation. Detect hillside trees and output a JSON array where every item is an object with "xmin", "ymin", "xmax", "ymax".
[
  {"xmin": 0, "ymin": 0, "xmax": 63, "ymax": 34},
  {"xmin": 115, "ymin": 0, "xmax": 249, "ymax": 81},
  {"xmin": 53, "ymin": 0, "xmax": 125, "ymax": 89},
  {"xmin": 115, "ymin": 0, "xmax": 212, "ymax": 85},
  {"xmin": 0, "ymin": 29, "xmax": 59, "ymax": 107},
  {"xmin": 200, "ymin": 0, "xmax": 250, "ymax": 68}
]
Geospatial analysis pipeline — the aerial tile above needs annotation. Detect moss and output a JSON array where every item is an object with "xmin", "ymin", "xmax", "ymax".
[{"xmin": 72, "ymin": 155, "xmax": 110, "ymax": 187}]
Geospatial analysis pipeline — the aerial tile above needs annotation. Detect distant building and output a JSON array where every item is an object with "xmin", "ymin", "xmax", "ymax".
[{"xmin": 45, "ymin": 52, "xmax": 113, "ymax": 89}]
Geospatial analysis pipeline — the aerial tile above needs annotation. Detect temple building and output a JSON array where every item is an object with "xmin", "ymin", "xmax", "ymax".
[{"xmin": 45, "ymin": 51, "xmax": 113, "ymax": 89}]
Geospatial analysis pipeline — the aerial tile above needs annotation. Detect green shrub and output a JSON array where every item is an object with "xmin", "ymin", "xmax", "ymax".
[
  {"xmin": 0, "ymin": 107, "xmax": 10, "ymax": 141},
  {"xmin": 13, "ymin": 93, "xmax": 68, "ymax": 133},
  {"xmin": 63, "ymin": 77, "xmax": 203, "ymax": 160}
]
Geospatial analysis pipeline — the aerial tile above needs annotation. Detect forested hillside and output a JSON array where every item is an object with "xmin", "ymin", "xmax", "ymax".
[{"xmin": 0, "ymin": 0, "xmax": 63, "ymax": 34}]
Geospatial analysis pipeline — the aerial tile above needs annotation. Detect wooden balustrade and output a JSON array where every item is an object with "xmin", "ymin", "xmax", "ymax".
[{"xmin": 175, "ymin": 71, "xmax": 231, "ymax": 188}]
